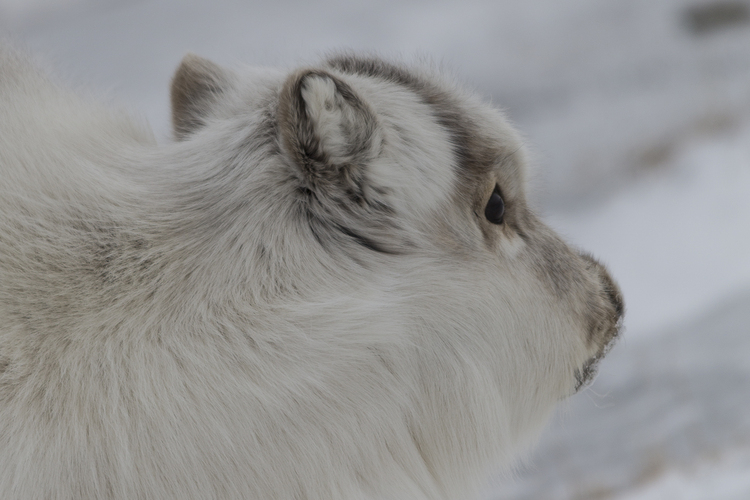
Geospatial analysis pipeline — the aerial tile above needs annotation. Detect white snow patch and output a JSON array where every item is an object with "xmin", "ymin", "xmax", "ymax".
[{"xmin": 612, "ymin": 449, "xmax": 750, "ymax": 500}]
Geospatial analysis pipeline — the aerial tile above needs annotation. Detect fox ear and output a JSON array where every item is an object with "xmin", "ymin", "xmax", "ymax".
[
  {"xmin": 170, "ymin": 54, "xmax": 230, "ymax": 140},
  {"xmin": 277, "ymin": 69, "xmax": 382, "ymax": 189}
]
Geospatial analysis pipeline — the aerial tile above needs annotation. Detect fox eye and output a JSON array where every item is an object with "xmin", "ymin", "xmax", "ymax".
[{"xmin": 484, "ymin": 185, "xmax": 505, "ymax": 225}]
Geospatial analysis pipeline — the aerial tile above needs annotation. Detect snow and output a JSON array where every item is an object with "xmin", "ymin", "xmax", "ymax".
[
  {"xmin": 2, "ymin": 1, "xmax": 750, "ymax": 498},
  {"xmin": 612, "ymin": 449, "xmax": 750, "ymax": 500}
]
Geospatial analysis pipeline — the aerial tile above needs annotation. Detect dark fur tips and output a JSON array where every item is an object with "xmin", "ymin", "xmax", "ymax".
[
  {"xmin": 170, "ymin": 54, "xmax": 229, "ymax": 140},
  {"xmin": 277, "ymin": 69, "xmax": 381, "ymax": 191}
]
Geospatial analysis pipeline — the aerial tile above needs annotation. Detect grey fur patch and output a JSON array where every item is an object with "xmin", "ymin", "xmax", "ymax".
[
  {"xmin": 327, "ymin": 54, "xmax": 526, "ymax": 249},
  {"xmin": 574, "ymin": 308, "xmax": 622, "ymax": 393},
  {"xmin": 278, "ymin": 69, "xmax": 379, "ymax": 193},
  {"xmin": 170, "ymin": 54, "xmax": 230, "ymax": 140},
  {"xmin": 299, "ymin": 183, "xmax": 404, "ymax": 257},
  {"xmin": 277, "ymin": 68, "xmax": 406, "ymax": 256},
  {"xmin": 580, "ymin": 253, "xmax": 625, "ymax": 348},
  {"xmin": 326, "ymin": 55, "xmax": 499, "ymax": 185}
]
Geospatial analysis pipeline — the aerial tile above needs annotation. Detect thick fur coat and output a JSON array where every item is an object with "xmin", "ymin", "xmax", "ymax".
[{"xmin": 0, "ymin": 44, "xmax": 623, "ymax": 499}]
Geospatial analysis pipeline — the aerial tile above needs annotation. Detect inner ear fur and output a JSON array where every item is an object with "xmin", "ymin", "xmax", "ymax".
[
  {"xmin": 170, "ymin": 54, "xmax": 230, "ymax": 140},
  {"xmin": 278, "ymin": 69, "xmax": 381, "ymax": 190}
]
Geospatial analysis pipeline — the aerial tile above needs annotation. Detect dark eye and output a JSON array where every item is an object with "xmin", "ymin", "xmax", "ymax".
[{"xmin": 484, "ymin": 186, "xmax": 505, "ymax": 225}]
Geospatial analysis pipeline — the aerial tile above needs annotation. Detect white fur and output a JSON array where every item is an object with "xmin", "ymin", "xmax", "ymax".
[
  {"xmin": 0, "ymin": 45, "xmax": 621, "ymax": 500},
  {"xmin": 350, "ymin": 75, "xmax": 457, "ymax": 218}
]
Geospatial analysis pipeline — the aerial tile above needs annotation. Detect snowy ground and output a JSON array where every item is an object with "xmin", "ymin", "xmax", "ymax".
[{"xmin": 2, "ymin": 1, "xmax": 750, "ymax": 498}]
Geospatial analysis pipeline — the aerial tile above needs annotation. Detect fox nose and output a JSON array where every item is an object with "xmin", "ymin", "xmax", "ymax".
[
  {"xmin": 580, "ymin": 252, "xmax": 624, "ymax": 348},
  {"xmin": 595, "ymin": 258, "xmax": 624, "ymax": 324},
  {"xmin": 572, "ymin": 253, "xmax": 624, "ymax": 392}
]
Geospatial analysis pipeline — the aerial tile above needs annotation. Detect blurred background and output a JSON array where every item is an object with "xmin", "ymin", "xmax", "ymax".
[{"xmin": 2, "ymin": 1, "xmax": 749, "ymax": 498}]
